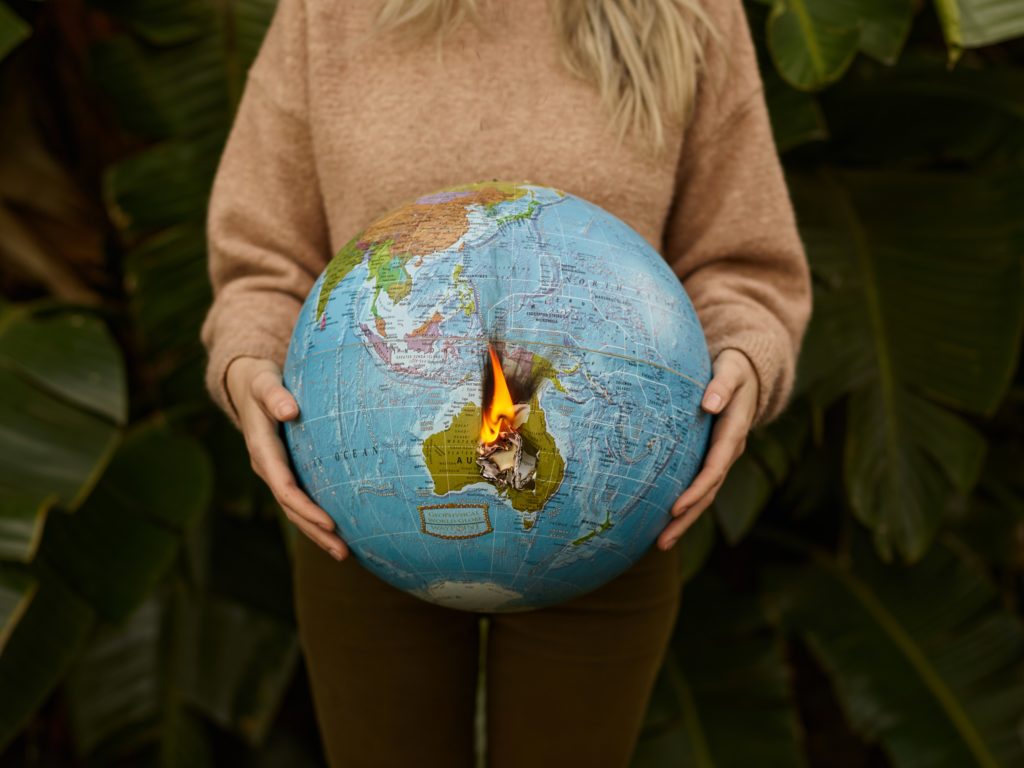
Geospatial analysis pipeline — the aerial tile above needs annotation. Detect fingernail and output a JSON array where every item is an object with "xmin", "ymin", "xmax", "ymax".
[
  {"xmin": 329, "ymin": 548, "xmax": 344, "ymax": 562},
  {"xmin": 704, "ymin": 393, "xmax": 722, "ymax": 411},
  {"xmin": 279, "ymin": 403, "xmax": 297, "ymax": 419},
  {"xmin": 673, "ymin": 505, "xmax": 688, "ymax": 517},
  {"xmin": 318, "ymin": 521, "xmax": 334, "ymax": 531},
  {"xmin": 666, "ymin": 535, "xmax": 680, "ymax": 549}
]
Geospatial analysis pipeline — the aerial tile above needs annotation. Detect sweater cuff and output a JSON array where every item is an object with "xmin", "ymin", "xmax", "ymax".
[
  {"xmin": 200, "ymin": 297, "xmax": 301, "ymax": 431},
  {"xmin": 706, "ymin": 326, "xmax": 794, "ymax": 429}
]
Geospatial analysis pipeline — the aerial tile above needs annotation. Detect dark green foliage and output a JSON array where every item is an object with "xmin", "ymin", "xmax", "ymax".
[{"xmin": 1, "ymin": 0, "xmax": 1023, "ymax": 765}]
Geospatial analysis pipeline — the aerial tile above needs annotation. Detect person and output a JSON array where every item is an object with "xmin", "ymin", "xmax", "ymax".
[{"xmin": 199, "ymin": 0, "xmax": 812, "ymax": 764}]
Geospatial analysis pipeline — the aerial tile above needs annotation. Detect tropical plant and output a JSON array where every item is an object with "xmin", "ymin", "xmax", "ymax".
[{"xmin": 0, "ymin": 0, "xmax": 1022, "ymax": 766}]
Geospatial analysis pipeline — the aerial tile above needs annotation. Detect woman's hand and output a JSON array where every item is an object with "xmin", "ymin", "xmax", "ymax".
[
  {"xmin": 658, "ymin": 348, "xmax": 759, "ymax": 551},
  {"xmin": 226, "ymin": 356, "xmax": 349, "ymax": 562}
]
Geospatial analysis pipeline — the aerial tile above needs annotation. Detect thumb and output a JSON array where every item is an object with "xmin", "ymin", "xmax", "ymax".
[
  {"xmin": 251, "ymin": 369, "xmax": 300, "ymax": 422},
  {"xmin": 701, "ymin": 349, "xmax": 749, "ymax": 414}
]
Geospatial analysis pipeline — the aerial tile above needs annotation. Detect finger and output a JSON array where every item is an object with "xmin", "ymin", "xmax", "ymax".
[
  {"xmin": 660, "ymin": 477, "xmax": 726, "ymax": 550},
  {"xmin": 248, "ymin": 413, "xmax": 337, "ymax": 533},
  {"xmin": 671, "ymin": 414, "xmax": 747, "ymax": 515},
  {"xmin": 250, "ymin": 369, "xmax": 300, "ymax": 421},
  {"xmin": 283, "ymin": 506, "xmax": 349, "ymax": 561},
  {"xmin": 701, "ymin": 354, "xmax": 749, "ymax": 414},
  {"xmin": 657, "ymin": 498, "xmax": 709, "ymax": 550}
]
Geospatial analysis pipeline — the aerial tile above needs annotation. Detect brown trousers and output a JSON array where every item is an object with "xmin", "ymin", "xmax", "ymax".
[{"xmin": 293, "ymin": 533, "xmax": 684, "ymax": 767}]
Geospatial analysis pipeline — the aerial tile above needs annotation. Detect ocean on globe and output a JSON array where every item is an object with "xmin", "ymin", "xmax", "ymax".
[{"xmin": 282, "ymin": 181, "xmax": 713, "ymax": 612}]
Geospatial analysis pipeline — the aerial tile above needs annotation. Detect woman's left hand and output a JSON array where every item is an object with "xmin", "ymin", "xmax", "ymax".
[{"xmin": 658, "ymin": 348, "xmax": 759, "ymax": 551}]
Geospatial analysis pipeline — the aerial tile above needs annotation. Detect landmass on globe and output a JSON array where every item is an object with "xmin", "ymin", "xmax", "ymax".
[{"xmin": 281, "ymin": 180, "xmax": 713, "ymax": 612}]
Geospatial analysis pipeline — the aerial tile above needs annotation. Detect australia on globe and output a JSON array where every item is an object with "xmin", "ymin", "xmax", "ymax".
[{"xmin": 283, "ymin": 181, "xmax": 713, "ymax": 612}]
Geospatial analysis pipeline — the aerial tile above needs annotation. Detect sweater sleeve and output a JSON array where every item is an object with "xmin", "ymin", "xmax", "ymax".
[
  {"xmin": 199, "ymin": 0, "xmax": 329, "ymax": 430},
  {"xmin": 663, "ymin": 0, "xmax": 812, "ymax": 428}
]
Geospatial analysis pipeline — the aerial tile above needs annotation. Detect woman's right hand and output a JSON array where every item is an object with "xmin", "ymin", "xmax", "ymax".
[{"xmin": 226, "ymin": 356, "xmax": 349, "ymax": 562}]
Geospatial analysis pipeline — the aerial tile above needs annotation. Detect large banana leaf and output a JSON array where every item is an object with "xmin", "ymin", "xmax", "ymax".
[
  {"xmin": 177, "ymin": 594, "xmax": 299, "ymax": 744},
  {"xmin": 90, "ymin": 0, "xmax": 275, "ymax": 407},
  {"xmin": 40, "ymin": 424, "xmax": 212, "ymax": 622},
  {"xmin": 65, "ymin": 597, "xmax": 166, "ymax": 760},
  {"xmin": 0, "ymin": 490, "xmax": 53, "ymax": 563},
  {"xmin": 0, "ymin": 561, "xmax": 96, "ymax": 751},
  {"xmin": 817, "ymin": 58, "xmax": 1024, "ymax": 171},
  {"xmin": 745, "ymin": 2, "xmax": 829, "ymax": 152},
  {"xmin": 0, "ymin": 423, "xmax": 211, "ymax": 750},
  {"xmin": 632, "ymin": 574, "xmax": 806, "ymax": 767},
  {"xmin": 764, "ymin": 531, "xmax": 1024, "ymax": 767},
  {"xmin": 65, "ymin": 585, "xmax": 296, "ymax": 763},
  {"xmin": 0, "ymin": 305, "xmax": 126, "ymax": 748},
  {"xmin": 763, "ymin": 0, "xmax": 915, "ymax": 90},
  {"xmin": 934, "ymin": 0, "xmax": 1024, "ymax": 62},
  {"xmin": 0, "ymin": 567, "xmax": 35, "ymax": 652},
  {"xmin": 0, "ymin": 305, "xmax": 125, "ymax": 519},
  {"xmin": 791, "ymin": 167, "xmax": 1024, "ymax": 560}
]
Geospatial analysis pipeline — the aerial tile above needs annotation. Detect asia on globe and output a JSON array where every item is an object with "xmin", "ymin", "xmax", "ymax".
[{"xmin": 282, "ymin": 181, "xmax": 712, "ymax": 612}]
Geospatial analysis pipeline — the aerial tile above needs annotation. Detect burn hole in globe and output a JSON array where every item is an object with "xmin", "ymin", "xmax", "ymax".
[{"xmin": 476, "ymin": 341, "xmax": 541, "ymax": 490}]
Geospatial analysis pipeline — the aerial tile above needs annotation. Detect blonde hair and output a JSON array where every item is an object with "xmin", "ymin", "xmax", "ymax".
[{"xmin": 371, "ymin": 0, "xmax": 721, "ymax": 156}]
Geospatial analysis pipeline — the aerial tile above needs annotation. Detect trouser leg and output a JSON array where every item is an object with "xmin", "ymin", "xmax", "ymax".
[
  {"xmin": 486, "ymin": 545, "xmax": 683, "ymax": 768},
  {"xmin": 292, "ymin": 534, "xmax": 480, "ymax": 768}
]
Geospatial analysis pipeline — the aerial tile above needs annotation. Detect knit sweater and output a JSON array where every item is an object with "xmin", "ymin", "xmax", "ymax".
[{"xmin": 200, "ymin": 0, "xmax": 812, "ymax": 431}]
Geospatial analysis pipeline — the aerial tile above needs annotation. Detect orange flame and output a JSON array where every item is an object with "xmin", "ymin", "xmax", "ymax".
[{"xmin": 480, "ymin": 344, "xmax": 516, "ymax": 444}]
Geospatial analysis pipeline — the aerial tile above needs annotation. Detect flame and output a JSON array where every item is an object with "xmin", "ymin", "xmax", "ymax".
[{"xmin": 480, "ymin": 344, "xmax": 516, "ymax": 444}]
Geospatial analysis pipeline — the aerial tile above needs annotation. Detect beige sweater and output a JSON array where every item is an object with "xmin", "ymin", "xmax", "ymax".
[{"xmin": 200, "ymin": 0, "xmax": 812, "ymax": 431}]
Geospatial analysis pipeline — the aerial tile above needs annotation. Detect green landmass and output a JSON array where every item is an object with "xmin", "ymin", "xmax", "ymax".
[
  {"xmin": 494, "ymin": 196, "xmax": 539, "ymax": 226},
  {"xmin": 314, "ymin": 182, "xmax": 551, "ymax": 321},
  {"xmin": 452, "ymin": 263, "xmax": 475, "ymax": 316},
  {"xmin": 531, "ymin": 352, "xmax": 567, "ymax": 393},
  {"xmin": 422, "ymin": 392, "xmax": 565, "ymax": 519},
  {"xmin": 422, "ymin": 401, "xmax": 481, "ymax": 495},
  {"xmin": 316, "ymin": 237, "xmax": 366, "ymax": 321},
  {"xmin": 505, "ymin": 393, "xmax": 565, "ymax": 517},
  {"xmin": 571, "ymin": 509, "xmax": 614, "ymax": 546},
  {"xmin": 367, "ymin": 240, "xmax": 412, "ymax": 316}
]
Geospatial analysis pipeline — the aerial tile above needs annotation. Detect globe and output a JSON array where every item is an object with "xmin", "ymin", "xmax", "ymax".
[{"xmin": 282, "ymin": 181, "xmax": 713, "ymax": 612}]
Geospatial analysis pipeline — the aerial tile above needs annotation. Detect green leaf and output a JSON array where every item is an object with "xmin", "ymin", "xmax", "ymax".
[
  {"xmin": 66, "ymin": 598, "xmax": 163, "ymax": 757},
  {"xmin": 767, "ymin": 0, "xmax": 915, "ymax": 90},
  {"xmin": 947, "ymin": 438, "xmax": 1024, "ymax": 569},
  {"xmin": 0, "ymin": 368, "xmax": 120, "ymax": 511},
  {"xmin": 0, "ymin": 561, "xmax": 96, "ymax": 751},
  {"xmin": 92, "ymin": 0, "xmax": 276, "ymax": 407},
  {"xmin": 935, "ymin": 0, "xmax": 1024, "ymax": 63},
  {"xmin": 765, "ymin": 533, "xmax": 1024, "ymax": 768},
  {"xmin": 713, "ymin": 453, "xmax": 773, "ymax": 545},
  {"xmin": 816, "ymin": 59, "xmax": 1024, "ymax": 170},
  {"xmin": 40, "ymin": 423, "xmax": 212, "ymax": 622},
  {"xmin": 0, "ymin": 490, "xmax": 54, "ymax": 562},
  {"xmin": 0, "ymin": 305, "xmax": 126, "ymax": 515},
  {"xmin": 0, "ymin": 2, "xmax": 30, "ymax": 62},
  {"xmin": 0, "ymin": 567, "xmax": 36, "ymax": 653},
  {"xmin": 94, "ymin": 422, "xmax": 213, "ymax": 530},
  {"xmin": 674, "ymin": 511, "xmax": 715, "ymax": 584},
  {"xmin": 179, "ymin": 595, "xmax": 299, "ymax": 744},
  {"xmin": 633, "ymin": 575, "xmax": 806, "ymax": 767},
  {"xmin": 792, "ymin": 168, "xmax": 1024, "ymax": 559},
  {"xmin": 712, "ymin": 409, "xmax": 810, "ymax": 544},
  {"xmin": 65, "ymin": 587, "xmax": 215, "ymax": 767},
  {"xmin": 0, "ymin": 306, "xmax": 127, "ymax": 424},
  {"xmin": 764, "ymin": 65, "xmax": 829, "ymax": 152}
]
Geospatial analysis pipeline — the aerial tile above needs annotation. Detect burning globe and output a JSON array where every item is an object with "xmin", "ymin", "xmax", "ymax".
[{"xmin": 282, "ymin": 181, "xmax": 712, "ymax": 612}]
